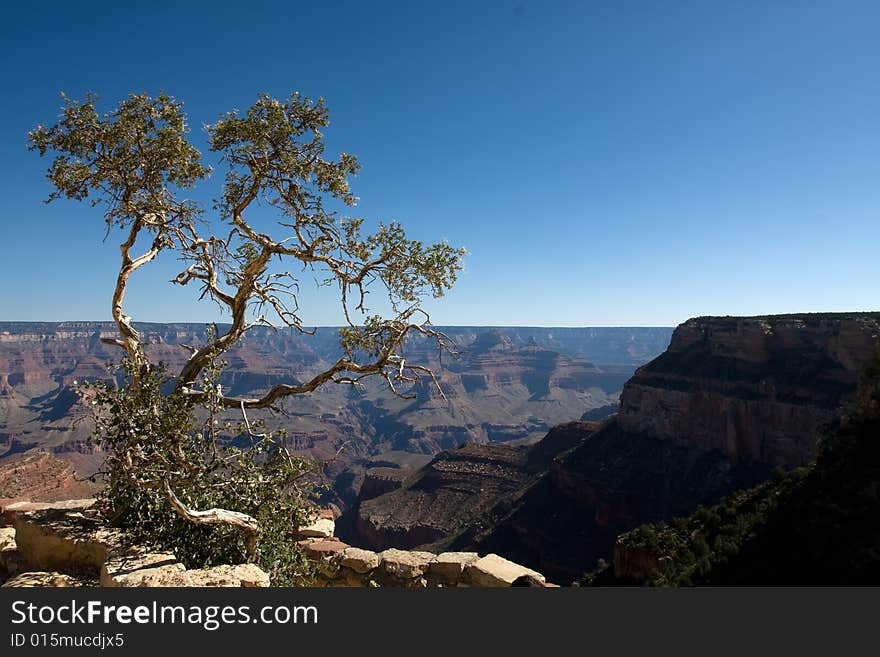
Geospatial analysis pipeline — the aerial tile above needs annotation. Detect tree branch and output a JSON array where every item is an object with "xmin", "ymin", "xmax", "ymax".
[{"xmin": 163, "ymin": 477, "xmax": 260, "ymax": 559}]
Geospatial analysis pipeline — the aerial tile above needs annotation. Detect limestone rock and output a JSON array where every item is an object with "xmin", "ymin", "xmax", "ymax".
[
  {"xmin": 303, "ymin": 538, "xmax": 349, "ymax": 559},
  {"xmin": 335, "ymin": 567, "xmax": 369, "ymax": 587},
  {"xmin": 13, "ymin": 509, "xmax": 124, "ymax": 573},
  {"xmin": 1, "ymin": 498, "xmax": 96, "ymax": 526},
  {"xmin": 466, "ymin": 553, "xmax": 546, "ymax": 587},
  {"xmin": 106, "ymin": 564, "xmax": 189, "ymax": 587},
  {"xmin": 298, "ymin": 517, "xmax": 335, "ymax": 539},
  {"xmin": 302, "ymin": 539, "xmax": 349, "ymax": 579},
  {"xmin": 2, "ymin": 498, "xmax": 97, "ymax": 514},
  {"xmin": 0, "ymin": 527, "xmax": 25, "ymax": 581},
  {"xmin": 428, "ymin": 551, "xmax": 479, "ymax": 584},
  {"xmin": 379, "ymin": 548, "xmax": 434, "ymax": 579},
  {"xmin": 0, "ymin": 527, "xmax": 15, "ymax": 551},
  {"xmin": 340, "ymin": 547, "xmax": 380, "ymax": 574},
  {"xmin": 2, "ymin": 571, "xmax": 93, "ymax": 587},
  {"xmin": 101, "ymin": 552, "xmax": 183, "ymax": 587},
  {"xmin": 180, "ymin": 564, "xmax": 270, "ymax": 587},
  {"xmin": 103, "ymin": 558, "xmax": 269, "ymax": 587}
]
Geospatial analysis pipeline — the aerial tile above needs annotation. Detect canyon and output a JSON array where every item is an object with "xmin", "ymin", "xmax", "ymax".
[
  {"xmin": 0, "ymin": 321, "xmax": 671, "ymax": 506},
  {"xmin": 3, "ymin": 313, "xmax": 877, "ymax": 585},
  {"xmin": 344, "ymin": 312, "xmax": 880, "ymax": 583}
]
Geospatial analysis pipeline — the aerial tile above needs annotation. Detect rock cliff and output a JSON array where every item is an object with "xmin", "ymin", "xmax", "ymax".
[
  {"xmin": 617, "ymin": 313, "xmax": 880, "ymax": 467},
  {"xmin": 0, "ymin": 451, "xmax": 99, "ymax": 505},
  {"xmin": 466, "ymin": 420, "xmax": 769, "ymax": 583},
  {"xmin": 606, "ymin": 358, "xmax": 880, "ymax": 585},
  {"xmin": 343, "ymin": 423, "xmax": 594, "ymax": 554},
  {"xmin": 350, "ymin": 444, "xmax": 533, "ymax": 550},
  {"xmin": 0, "ymin": 500, "xmax": 554, "ymax": 587},
  {"xmin": 351, "ymin": 313, "xmax": 880, "ymax": 583}
]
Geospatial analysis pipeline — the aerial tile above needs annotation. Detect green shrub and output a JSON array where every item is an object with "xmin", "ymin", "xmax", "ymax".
[{"xmin": 79, "ymin": 356, "xmax": 317, "ymax": 585}]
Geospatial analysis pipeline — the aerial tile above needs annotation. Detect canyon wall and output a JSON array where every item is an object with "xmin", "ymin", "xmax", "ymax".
[
  {"xmin": 349, "ymin": 313, "xmax": 880, "ymax": 583},
  {"xmin": 617, "ymin": 313, "xmax": 880, "ymax": 467}
]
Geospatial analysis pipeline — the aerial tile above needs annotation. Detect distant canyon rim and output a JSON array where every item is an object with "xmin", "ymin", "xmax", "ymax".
[{"xmin": 0, "ymin": 322, "xmax": 672, "ymax": 504}]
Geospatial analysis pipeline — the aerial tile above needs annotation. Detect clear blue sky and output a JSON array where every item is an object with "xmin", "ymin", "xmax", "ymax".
[{"xmin": 2, "ymin": 1, "xmax": 877, "ymax": 327}]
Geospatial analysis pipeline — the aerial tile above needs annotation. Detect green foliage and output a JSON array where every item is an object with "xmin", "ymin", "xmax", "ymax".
[
  {"xmin": 208, "ymin": 92, "xmax": 359, "ymax": 210},
  {"xmin": 79, "ymin": 355, "xmax": 317, "ymax": 585},
  {"xmin": 28, "ymin": 92, "xmax": 208, "ymax": 229}
]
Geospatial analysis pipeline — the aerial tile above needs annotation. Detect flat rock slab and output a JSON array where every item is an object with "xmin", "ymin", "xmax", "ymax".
[
  {"xmin": 2, "ymin": 571, "xmax": 97, "ymax": 587},
  {"xmin": 428, "ymin": 552, "xmax": 479, "ymax": 583},
  {"xmin": 303, "ymin": 539, "xmax": 350, "ymax": 559},
  {"xmin": 298, "ymin": 517, "xmax": 335, "ymax": 539},
  {"xmin": 1, "ymin": 499, "xmax": 97, "ymax": 526},
  {"xmin": 182, "ymin": 564, "xmax": 270, "ymax": 587},
  {"xmin": 2, "ymin": 499, "xmax": 97, "ymax": 513},
  {"xmin": 103, "ymin": 559, "xmax": 269, "ymax": 587},
  {"xmin": 101, "ymin": 552, "xmax": 182, "ymax": 587},
  {"xmin": 466, "ymin": 554, "xmax": 546, "ymax": 587},
  {"xmin": 340, "ymin": 547, "xmax": 380, "ymax": 574},
  {"xmin": 380, "ymin": 549, "xmax": 435, "ymax": 579},
  {"xmin": 13, "ymin": 510, "xmax": 124, "ymax": 573},
  {"xmin": 104, "ymin": 563, "xmax": 187, "ymax": 587}
]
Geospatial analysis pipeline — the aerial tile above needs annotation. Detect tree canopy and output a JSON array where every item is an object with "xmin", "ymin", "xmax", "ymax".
[
  {"xmin": 29, "ymin": 91, "xmax": 465, "ymax": 404},
  {"xmin": 29, "ymin": 91, "xmax": 465, "ymax": 580}
]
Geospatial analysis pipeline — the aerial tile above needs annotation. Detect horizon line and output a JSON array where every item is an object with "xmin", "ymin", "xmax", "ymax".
[{"xmin": 0, "ymin": 320, "xmax": 677, "ymax": 329}]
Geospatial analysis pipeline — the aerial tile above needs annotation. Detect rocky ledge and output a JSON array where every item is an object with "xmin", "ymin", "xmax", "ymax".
[
  {"xmin": 0, "ymin": 500, "xmax": 554, "ymax": 588},
  {"xmin": 350, "ymin": 443, "xmax": 535, "ymax": 551},
  {"xmin": 0, "ymin": 500, "xmax": 270, "ymax": 588}
]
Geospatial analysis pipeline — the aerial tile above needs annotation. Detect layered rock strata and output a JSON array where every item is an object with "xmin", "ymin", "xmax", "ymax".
[{"xmin": 617, "ymin": 313, "xmax": 880, "ymax": 467}]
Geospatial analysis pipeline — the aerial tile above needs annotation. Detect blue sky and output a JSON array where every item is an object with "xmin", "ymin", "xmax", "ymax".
[{"xmin": 1, "ymin": 1, "xmax": 877, "ymax": 327}]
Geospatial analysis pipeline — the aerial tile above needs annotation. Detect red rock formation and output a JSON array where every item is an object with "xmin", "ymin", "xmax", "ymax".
[
  {"xmin": 358, "ymin": 468, "xmax": 410, "ymax": 502},
  {"xmin": 617, "ymin": 313, "xmax": 880, "ymax": 468},
  {"xmin": 0, "ymin": 451, "xmax": 100, "ymax": 504},
  {"xmin": 0, "ymin": 322, "xmax": 668, "ymax": 503},
  {"xmin": 351, "ymin": 444, "xmax": 534, "ymax": 551}
]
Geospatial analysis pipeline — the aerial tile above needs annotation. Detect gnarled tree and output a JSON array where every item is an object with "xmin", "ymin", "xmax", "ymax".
[{"xmin": 29, "ymin": 92, "xmax": 464, "ymax": 579}]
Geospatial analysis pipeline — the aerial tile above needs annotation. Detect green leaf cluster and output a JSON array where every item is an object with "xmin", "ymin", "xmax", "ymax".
[{"xmin": 28, "ymin": 92, "xmax": 208, "ymax": 229}]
